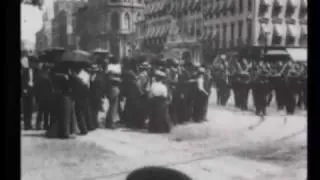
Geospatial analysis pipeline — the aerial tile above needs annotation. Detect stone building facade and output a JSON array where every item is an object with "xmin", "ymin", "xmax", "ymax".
[
  {"xmin": 74, "ymin": 0, "xmax": 144, "ymax": 59},
  {"xmin": 142, "ymin": 0, "xmax": 204, "ymax": 63},
  {"xmin": 52, "ymin": 0, "xmax": 86, "ymax": 49}
]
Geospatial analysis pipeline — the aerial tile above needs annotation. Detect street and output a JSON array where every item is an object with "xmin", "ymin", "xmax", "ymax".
[{"xmin": 21, "ymin": 90, "xmax": 307, "ymax": 180}]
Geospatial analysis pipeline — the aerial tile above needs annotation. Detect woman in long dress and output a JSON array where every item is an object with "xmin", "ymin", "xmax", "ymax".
[
  {"xmin": 46, "ymin": 67, "xmax": 76, "ymax": 139},
  {"xmin": 121, "ymin": 59, "xmax": 146, "ymax": 129},
  {"xmin": 148, "ymin": 70, "xmax": 172, "ymax": 133}
]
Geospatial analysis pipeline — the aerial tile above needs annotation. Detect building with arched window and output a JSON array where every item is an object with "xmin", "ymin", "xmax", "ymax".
[
  {"xmin": 139, "ymin": 0, "xmax": 307, "ymax": 63},
  {"xmin": 74, "ymin": 0, "xmax": 144, "ymax": 59},
  {"xmin": 140, "ymin": 0, "xmax": 204, "ymax": 64}
]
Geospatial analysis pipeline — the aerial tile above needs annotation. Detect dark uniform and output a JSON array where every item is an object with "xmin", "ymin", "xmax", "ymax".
[
  {"xmin": 281, "ymin": 61, "xmax": 300, "ymax": 114},
  {"xmin": 213, "ymin": 60, "xmax": 231, "ymax": 106},
  {"xmin": 231, "ymin": 59, "xmax": 251, "ymax": 110},
  {"xmin": 46, "ymin": 70, "xmax": 77, "ymax": 139},
  {"xmin": 251, "ymin": 61, "xmax": 271, "ymax": 116},
  {"xmin": 193, "ymin": 67, "xmax": 212, "ymax": 122},
  {"xmin": 166, "ymin": 59, "xmax": 181, "ymax": 125},
  {"xmin": 89, "ymin": 67, "xmax": 107, "ymax": 129},
  {"xmin": 21, "ymin": 54, "xmax": 35, "ymax": 130},
  {"xmin": 21, "ymin": 66, "xmax": 34, "ymax": 130},
  {"xmin": 272, "ymin": 61, "xmax": 286, "ymax": 110},
  {"xmin": 34, "ymin": 65, "xmax": 53, "ymax": 130}
]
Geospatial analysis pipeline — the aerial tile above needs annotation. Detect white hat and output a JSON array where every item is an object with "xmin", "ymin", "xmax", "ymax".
[{"xmin": 220, "ymin": 54, "xmax": 226, "ymax": 59}]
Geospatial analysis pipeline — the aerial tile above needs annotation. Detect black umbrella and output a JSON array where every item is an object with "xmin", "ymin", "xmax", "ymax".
[
  {"xmin": 60, "ymin": 50, "xmax": 92, "ymax": 64},
  {"xmin": 91, "ymin": 48, "xmax": 109, "ymax": 54}
]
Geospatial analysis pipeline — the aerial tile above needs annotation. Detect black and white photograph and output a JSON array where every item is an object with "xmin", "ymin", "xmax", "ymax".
[{"xmin": 20, "ymin": 0, "xmax": 307, "ymax": 180}]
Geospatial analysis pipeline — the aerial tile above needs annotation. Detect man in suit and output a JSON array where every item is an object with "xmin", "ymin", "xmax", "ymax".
[{"xmin": 21, "ymin": 51, "xmax": 34, "ymax": 130}]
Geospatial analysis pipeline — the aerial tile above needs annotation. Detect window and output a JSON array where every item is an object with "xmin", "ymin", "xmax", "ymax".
[
  {"xmin": 238, "ymin": 20, "xmax": 243, "ymax": 45},
  {"xmin": 248, "ymin": 0, "xmax": 252, "ymax": 12},
  {"xmin": 111, "ymin": 12, "xmax": 120, "ymax": 31},
  {"xmin": 231, "ymin": 22, "xmax": 235, "ymax": 47},
  {"xmin": 124, "ymin": 12, "xmax": 130, "ymax": 30},
  {"xmin": 239, "ymin": 0, "xmax": 243, "ymax": 14},
  {"xmin": 272, "ymin": 2, "xmax": 283, "ymax": 18},
  {"xmin": 223, "ymin": 23, "xmax": 227, "ymax": 48},
  {"xmin": 196, "ymin": 28, "xmax": 201, "ymax": 37},
  {"xmin": 299, "ymin": 6, "xmax": 307, "ymax": 18},
  {"xmin": 247, "ymin": 20, "xmax": 252, "ymax": 44},
  {"xmin": 238, "ymin": 20, "xmax": 243, "ymax": 38},
  {"xmin": 286, "ymin": 5, "xmax": 295, "ymax": 18},
  {"xmin": 216, "ymin": 25, "xmax": 220, "ymax": 48}
]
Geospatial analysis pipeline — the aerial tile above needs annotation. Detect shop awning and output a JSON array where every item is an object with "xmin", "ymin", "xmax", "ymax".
[
  {"xmin": 265, "ymin": 49, "xmax": 289, "ymax": 56},
  {"xmin": 261, "ymin": 0, "xmax": 273, "ymax": 6},
  {"xmin": 288, "ymin": 0, "xmax": 299, "ymax": 7},
  {"xmin": 287, "ymin": 25, "xmax": 300, "ymax": 37},
  {"xmin": 274, "ymin": 0, "xmax": 286, "ymax": 7},
  {"xmin": 260, "ymin": 23, "xmax": 272, "ymax": 35},
  {"xmin": 286, "ymin": 48, "xmax": 307, "ymax": 62},
  {"xmin": 301, "ymin": 0, "xmax": 308, "ymax": 8},
  {"xmin": 301, "ymin": 25, "xmax": 307, "ymax": 35}
]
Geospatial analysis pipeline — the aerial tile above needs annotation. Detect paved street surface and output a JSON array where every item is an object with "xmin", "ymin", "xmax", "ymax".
[{"xmin": 22, "ymin": 90, "xmax": 307, "ymax": 180}]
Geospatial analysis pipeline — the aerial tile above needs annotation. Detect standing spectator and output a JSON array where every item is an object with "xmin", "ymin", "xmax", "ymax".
[
  {"xmin": 105, "ymin": 56, "xmax": 122, "ymax": 129},
  {"xmin": 148, "ymin": 70, "xmax": 172, "ymax": 133}
]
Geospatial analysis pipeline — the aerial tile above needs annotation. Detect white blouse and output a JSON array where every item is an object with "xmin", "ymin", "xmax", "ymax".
[
  {"xmin": 107, "ymin": 64, "xmax": 122, "ymax": 75},
  {"xmin": 149, "ymin": 82, "xmax": 168, "ymax": 98},
  {"xmin": 77, "ymin": 70, "xmax": 91, "ymax": 87}
]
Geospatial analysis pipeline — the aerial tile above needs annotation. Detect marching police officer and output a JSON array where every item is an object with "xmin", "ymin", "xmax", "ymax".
[
  {"xmin": 166, "ymin": 59, "xmax": 181, "ymax": 124},
  {"xmin": 179, "ymin": 58, "xmax": 198, "ymax": 123},
  {"xmin": 251, "ymin": 60, "xmax": 271, "ymax": 116},
  {"xmin": 213, "ymin": 55, "xmax": 231, "ymax": 106}
]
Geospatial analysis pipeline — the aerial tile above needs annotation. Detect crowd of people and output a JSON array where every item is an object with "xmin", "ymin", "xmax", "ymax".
[
  {"xmin": 212, "ymin": 54, "xmax": 307, "ymax": 116},
  {"xmin": 21, "ymin": 49, "xmax": 307, "ymax": 139}
]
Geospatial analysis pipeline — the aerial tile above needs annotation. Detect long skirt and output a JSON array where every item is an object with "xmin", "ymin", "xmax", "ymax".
[
  {"xmin": 193, "ymin": 91, "xmax": 209, "ymax": 122},
  {"xmin": 46, "ymin": 94, "xmax": 76, "ymax": 138},
  {"xmin": 148, "ymin": 97, "xmax": 172, "ymax": 133},
  {"xmin": 106, "ymin": 85, "xmax": 120, "ymax": 129},
  {"xmin": 90, "ymin": 97, "xmax": 101, "ymax": 129},
  {"xmin": 123, "ymin": 95, "xmax": 146, "ymax": 129},
  {"xmin": 74, "ymin": 98, "xmax": 93, "ymax": 134}
]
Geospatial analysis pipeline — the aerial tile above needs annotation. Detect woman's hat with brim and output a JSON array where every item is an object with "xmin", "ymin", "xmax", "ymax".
[{"xmin": 154, "ymin": 70, "xmax": 166, "ymax": 78}]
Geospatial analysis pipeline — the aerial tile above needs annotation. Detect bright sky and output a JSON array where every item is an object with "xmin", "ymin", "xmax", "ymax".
[{"xmin": 21, "ymin": 4, "xmax": 43, "ymax": 47}]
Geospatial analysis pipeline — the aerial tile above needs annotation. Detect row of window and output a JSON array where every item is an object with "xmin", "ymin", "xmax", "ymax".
[
  {"xmin": 110, "ymin": 0, "xmax": 143, "ymax": 4},
  {"xmin": 259, "ymin": 0, "xmax": 308, "ymax": 18}
]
